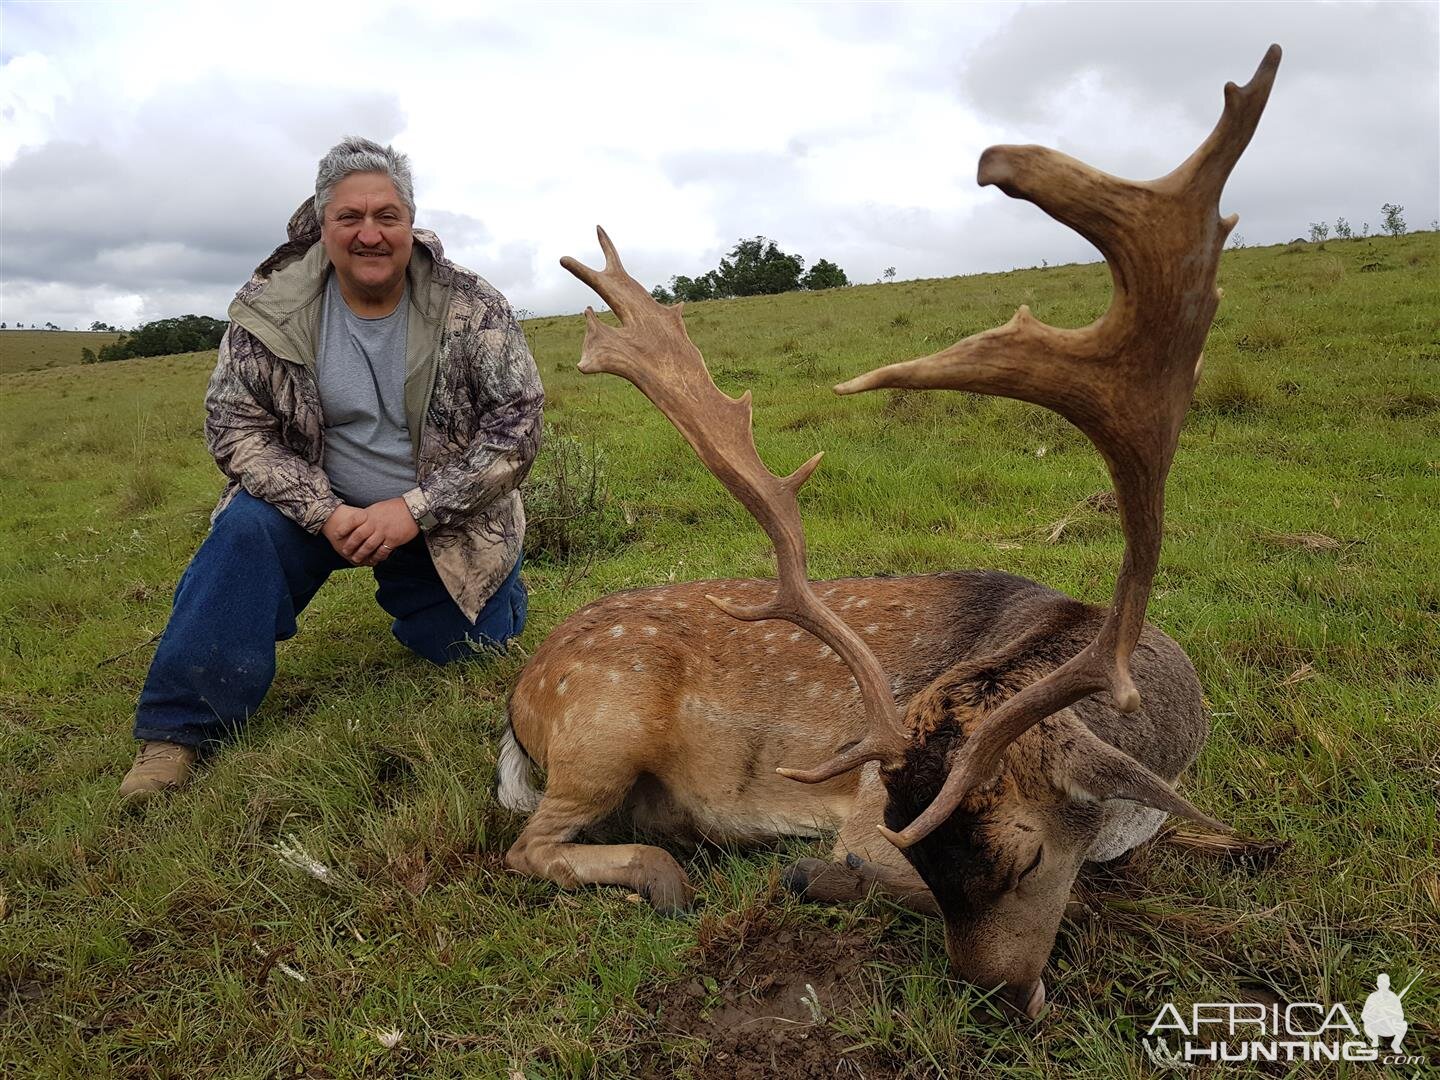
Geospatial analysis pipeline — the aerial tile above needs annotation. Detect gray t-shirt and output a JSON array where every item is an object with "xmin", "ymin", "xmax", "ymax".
[{"xmin": 316, "ymin": 273, "xmax": 417, "ymax": 508}]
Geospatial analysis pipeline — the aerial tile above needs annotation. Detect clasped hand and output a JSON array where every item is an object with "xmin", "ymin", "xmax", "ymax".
[{"xmin": 321, "ymin": 498, "xmax": 420, "ymax": 566}]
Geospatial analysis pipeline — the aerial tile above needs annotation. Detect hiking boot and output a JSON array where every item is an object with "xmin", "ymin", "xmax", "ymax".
[{"xmin": 118, "ymin": 740, "xmax": 197, "ymax": 802}]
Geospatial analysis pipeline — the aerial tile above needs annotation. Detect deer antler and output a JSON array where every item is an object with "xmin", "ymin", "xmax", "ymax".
[
  {"xmin": 834, "ymin": 45, "xmax": 1281, "ymax": 848},
  {"xmin": 560, "ymin": 228, "xmax": 910, "ymax": 776}
]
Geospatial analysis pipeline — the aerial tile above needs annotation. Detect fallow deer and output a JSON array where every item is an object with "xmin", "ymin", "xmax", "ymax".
[{"xmin": 499, "ymin": 46, "xmax": 1282, "ymax": 1018}]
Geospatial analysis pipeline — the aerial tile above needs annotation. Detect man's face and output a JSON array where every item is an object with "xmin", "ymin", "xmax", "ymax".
[{"xmin": 321, "ymin": 171, "xmax": 413, "ymax": 300}]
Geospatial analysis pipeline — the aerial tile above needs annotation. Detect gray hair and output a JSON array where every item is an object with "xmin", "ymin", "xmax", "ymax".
[{"xmin": 314, "ymin": 136, "xmax": 416, "ymax": 224}]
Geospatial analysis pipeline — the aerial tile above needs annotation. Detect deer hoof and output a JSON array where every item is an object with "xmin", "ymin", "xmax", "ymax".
[
  {"xmin": 641, "ymin": 872, "xmax": 695, "ymax": 914},
  {"xmin": 781, "ymin": 858, "xmax": 835, "ymax": 897}
]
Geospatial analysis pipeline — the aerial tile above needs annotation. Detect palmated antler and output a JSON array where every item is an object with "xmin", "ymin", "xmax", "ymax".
[
  {"xmin": 832, "ymin": 45, "xmax": 1282, "ymax": 848},
  {"xmin": 560, "ymin": 228, "xmax": 910, "ymax": 776}
]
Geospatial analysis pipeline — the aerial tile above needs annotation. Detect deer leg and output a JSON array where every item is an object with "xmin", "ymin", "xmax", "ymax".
[
  {"xmin": 505, "ymin": 785, "xmax": 696, "ymax": 914},
  {"xmin": 782, "ymin": 854, "xmax": 940, "ymax": 916}
]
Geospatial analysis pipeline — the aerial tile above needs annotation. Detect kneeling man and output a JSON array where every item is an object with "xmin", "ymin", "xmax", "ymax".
[{"xmin": 120, "ymin": 137, "xmax": 543, "ymax": 800}]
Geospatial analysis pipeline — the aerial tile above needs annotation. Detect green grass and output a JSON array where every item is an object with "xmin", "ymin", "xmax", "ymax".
[
  {"xmin": 2, "ymin": 233, "xmax": 1437, "ymax": 1077},
  {"xmin": 0, "ymin": 330, "xmax": 124, "ymax": 374}
]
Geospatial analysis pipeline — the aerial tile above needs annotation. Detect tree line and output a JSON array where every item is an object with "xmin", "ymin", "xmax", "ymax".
[
  {"xmin": 1305, "ymin": 203, "xmax": 1410, "ymax": 244},
  {"xmin": 81, "ymin": 315, "xmax": 228, "ymax": 363},
  {"xmin": 650, "ymin": 236, "xmax": 849, "ymax": 303}
]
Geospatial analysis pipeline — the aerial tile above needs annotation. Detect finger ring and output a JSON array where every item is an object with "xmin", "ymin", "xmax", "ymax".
[{"xmin": 380, "ymin": 543, "xmax": 392, "ymax": 550}]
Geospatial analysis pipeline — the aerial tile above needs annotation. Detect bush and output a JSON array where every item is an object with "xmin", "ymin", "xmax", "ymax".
[
  {"xmin": 1236, "ymin": 314, "xmax": 1295, "ymax": 353},
  {"xmin": 1381, "ymin": 203, "xmax": 1406, "ymax": 237},
  {"xmin": 120, "ymin": 463, "xmax": 170, "ymax": 513},
  {"xmin": 1195, "ymin": 363, "xmax": 1269, "ymax": 415},
  {"xmin": 800, "ymin": 259, "xmax": 848, "ymax": 290},
  {"xmin": 672, "ymin": 273, "xmax": 722, "ymax": 303},
  {"xmin": 653, "ymin": 239, "xmax": 848, "ymax": 302},
  {"xmin": 97, "ymin": 315, "xmax": 227, "ymax": 362},
  {"xmin": 521, "ymin": 434, "xmax": 636, "ymax": 564},
  {"xmin": 716, "ymin": 237, "xmax": 803, "ymax": 296}
]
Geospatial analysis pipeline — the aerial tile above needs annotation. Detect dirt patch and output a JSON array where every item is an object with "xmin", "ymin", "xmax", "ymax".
[
  {"xmin": 1383, "ymin": 390, "xmax": 1440, "ymax": 418},
  {"xmin": 1263, "ymin": 530, "xmax": 1345, "ymax": 553},
  {"xmin": 636, "ymin": 910, "xmax": 906, "ymax": 1079}
]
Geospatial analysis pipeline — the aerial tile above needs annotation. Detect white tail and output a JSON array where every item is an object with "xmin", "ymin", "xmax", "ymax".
[{"xmin": 496, "ymin": 726, "xmax": 542, "ymax": 814}]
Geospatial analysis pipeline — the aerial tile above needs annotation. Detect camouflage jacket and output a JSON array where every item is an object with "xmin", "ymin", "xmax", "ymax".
[{"xmin": 206, "ymin": 200, "xmax": 544, "ymax": 621}]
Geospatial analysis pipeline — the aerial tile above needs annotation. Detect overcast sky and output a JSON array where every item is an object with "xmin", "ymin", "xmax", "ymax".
[{"xmin": 1, "ymin": 1, "xmax": 1436, "ymax": 329}]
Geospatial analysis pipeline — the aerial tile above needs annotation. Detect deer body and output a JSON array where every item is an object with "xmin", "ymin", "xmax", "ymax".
[{"xmin": 502, "ymin": 569, "xmax": 1205, "ymax": 907}]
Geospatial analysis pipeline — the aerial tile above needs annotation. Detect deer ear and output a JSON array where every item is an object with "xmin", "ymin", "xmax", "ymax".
[{"xmin": 1058, "ymin": 725, "xmax": 1229, "ymax": 830}]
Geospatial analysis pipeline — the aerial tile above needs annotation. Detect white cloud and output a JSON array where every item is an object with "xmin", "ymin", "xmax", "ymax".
[{"xmin": 1, "ymin": 0, "xmax": 1436, "ymax": 328}]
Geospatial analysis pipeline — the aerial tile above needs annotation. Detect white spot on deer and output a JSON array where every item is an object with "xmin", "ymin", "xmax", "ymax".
[
  {"xmin": 817, "ymin": 645, "xmax": 834, "ymax": 660},
  {"xmin": 786, "ymin": 672, "xmax": 799, "ymax": 683},
  {"xmin": 789, "ymin": 631, "xmax": 803, "ymax": 642},
  {"xmin": 643, "ymin": 626, "xmax": 658, "ymax": 637},
  {"xmin": 855, "ymin": 598, "xmax": 870, "ymax": 608},
  {"xmin": 583, "ymin": 637, "xmax": 595, "ymax": 648},
  {"xmin": 902, "ymin": 608, "xmax": 915, "ymax": 618},
  {"xmin": 556, "ymin": 678, "xmax": 569, "ymax": 696},
  {"xmin": 608, "ymin": 671, "xmax": 622, "ymax": 684},
  {"xmin": 864, "ymin": 625, "xmax": 879, "ymax": 635},
  {"xmin": 765, "ymin": 646, "xmax": 777, "ymax": 656},
  {"xmin": 632, "ymin": 661, "xmax": 646, "ymax": 673},
  {"xmin": 675, "ymin": 602, "xmax": 688, "ymax": 609},
  {"xmin": 763, "ymin": 631, "xmax": 776, "ymax": 641},
  {"xmin": 609, "ymin": 625, "xmax": 626, "ymax": 638},
  {"xmin": 912, "ymin": 635, "xmax": 924, "ymax": 646},
  {"xmin": 807, "ymin": 683, "xmax": 824, "ymax": 698}
]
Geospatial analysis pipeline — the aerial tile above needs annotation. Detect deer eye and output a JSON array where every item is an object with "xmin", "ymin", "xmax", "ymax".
[{"xmin": 1016, "ymin": 845, "xmax": 1044, "ymax": 886}]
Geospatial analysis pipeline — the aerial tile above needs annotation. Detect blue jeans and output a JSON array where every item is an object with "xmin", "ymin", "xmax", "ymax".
[{"xmin": 134, "ymin": 490, "xmax": 527, "ymax": 749}]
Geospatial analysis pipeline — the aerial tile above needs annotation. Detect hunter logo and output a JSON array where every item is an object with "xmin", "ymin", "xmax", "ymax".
[
  {"xmin": 1362, "ymin": 973, "xmax": 1411, "ymax": 1053},
  {"xmin": 1142, "ymin": 971, "xmax": 1426, "ymax": 1068}
]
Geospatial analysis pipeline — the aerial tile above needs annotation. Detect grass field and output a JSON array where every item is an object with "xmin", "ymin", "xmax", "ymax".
[
  {"xmin": 0, "ymin": 330, "xmax": 125, "ymax": 375},
  {"xmin": 1, "ymin": 233, "xmax": 1437, "ymax": 1077}
]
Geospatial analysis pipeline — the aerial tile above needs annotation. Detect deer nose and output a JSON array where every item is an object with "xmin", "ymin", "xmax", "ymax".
[{"xmin": 1001, "ymin": 979, "xmax": 1046, "ymax": 1020}]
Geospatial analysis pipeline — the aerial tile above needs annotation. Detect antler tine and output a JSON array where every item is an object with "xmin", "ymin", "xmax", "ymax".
[
  {"xmin": 1171, "ymin": 43, "xmax": 1283, "ymax": 202},
  {"xmin": 847, "ymin": 46, "xmax": 1282, "ymax": 849},
  {"xmin": 557, "ymin": 226, "xmax": 654, "ymax": 326},
  {"xmin": 561, "ymin": 229, "xmax": 910, "ymax": 776}
]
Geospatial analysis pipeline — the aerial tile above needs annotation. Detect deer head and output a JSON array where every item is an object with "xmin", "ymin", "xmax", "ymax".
[{"xmin": 559, "ymin": 43, "xmax": 1280, "ymax": 1018}]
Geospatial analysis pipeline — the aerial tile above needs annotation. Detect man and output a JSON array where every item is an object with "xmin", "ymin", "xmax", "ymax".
[{"xmin": 119, "ymin": 136, "xmax": 543, "ymax": 800}]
